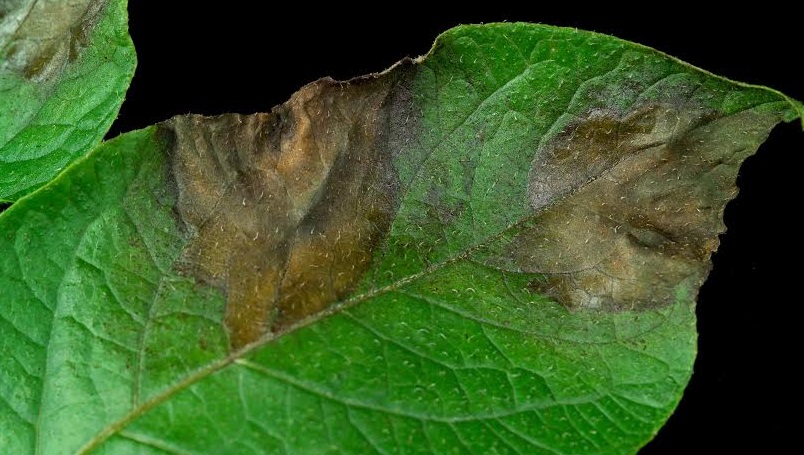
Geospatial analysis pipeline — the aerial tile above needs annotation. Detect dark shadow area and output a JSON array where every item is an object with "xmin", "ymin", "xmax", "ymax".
[{"xmin": 0, "ymin": 201, "xmax": 10, "ymax": 215}]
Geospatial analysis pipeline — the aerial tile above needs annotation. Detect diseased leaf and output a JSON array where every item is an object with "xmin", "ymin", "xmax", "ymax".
[
  {"xmin": 0, "ymin": 0, "xmax": 136, "ymax": 201},
  {"xmin": 0, "ymin": 23, "xmax": 800, "ymax": 455}
]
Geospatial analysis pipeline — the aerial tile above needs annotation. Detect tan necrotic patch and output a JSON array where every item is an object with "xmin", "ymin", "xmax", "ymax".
[
  {"xmin": 163, "ymin": 69, "xmax": 412, "ymax": 348},
  {"xmin": 488, "ymin": 103, "xmax": 781, "ymax": 311},
  {"xmin": 0, "ymin": 0, "xmax": 104, "ymax": 81}
]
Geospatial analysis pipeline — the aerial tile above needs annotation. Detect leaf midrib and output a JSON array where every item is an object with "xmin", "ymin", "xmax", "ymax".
[
  {"xmin": 75, "ymin": 131, "xmax": 696, "ymax": 450},
  {"xmin": 74, "ymin": 192, "xmax": 558, "ymax": 454}
]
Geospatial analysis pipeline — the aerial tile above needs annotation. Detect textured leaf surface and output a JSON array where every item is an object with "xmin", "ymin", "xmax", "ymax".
[
  {"xmin": 0, "ymin": 23, "xmax": 800, "ymax": 455},
  {"xmin": 0, "ymin": 0, "xmax": 136, "ymax": 201}
]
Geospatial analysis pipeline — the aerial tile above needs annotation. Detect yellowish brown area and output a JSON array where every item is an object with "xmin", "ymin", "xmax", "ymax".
[
  {"xmin": 164, "ymin": 72, "xmax": 409, "ymax": 348},
  {"xmin": 492, "ymin": 104, "xmax": 781, "ymax": 310}
]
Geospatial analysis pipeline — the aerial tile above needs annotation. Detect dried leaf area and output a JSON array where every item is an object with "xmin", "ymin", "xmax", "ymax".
[
  {"xmin": 0, "ymin": 0, "xmax": 103, "ymax": 80},
  {"xmin": 491, "ymin": 103, "xmax": 783, "ymax": 310},
  {"xmin": 167, "ymin": 72, "xmax": 413, "ymax": 347}
]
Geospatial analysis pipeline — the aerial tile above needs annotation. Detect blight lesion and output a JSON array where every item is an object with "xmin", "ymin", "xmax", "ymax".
[
  {"xmin": 0, "ymin": 0, "xmax": 104, "ymax": 81},
  {"xmin": 164, "ymin": 69, "xmax": 412, "ymax": 348},
  {"xmin": 486, "ymin": 102, "xmax": 781, "ymax": 311}
]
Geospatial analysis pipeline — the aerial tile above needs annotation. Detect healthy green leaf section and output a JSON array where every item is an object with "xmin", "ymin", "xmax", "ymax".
[
  {"xmin": 0, "ymin": 0, "xmax": 136, "ymax": 201},
  {"xmin": 0, "ymin": 23, "xmax": 799, "ymax": 455}
]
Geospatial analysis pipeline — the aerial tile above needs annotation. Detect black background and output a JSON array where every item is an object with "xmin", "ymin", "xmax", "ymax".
[{"xmin": 113, "ymin": 4, "xmax": 802, "ymax": 453}]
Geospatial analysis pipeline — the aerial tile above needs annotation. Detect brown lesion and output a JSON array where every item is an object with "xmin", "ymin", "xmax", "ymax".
[
  {"xmin": 1, "ymin": 0, "xmax": 105, "ymax": 81},
  {"xmin": 489, "ymin": 103, "xmax": 781, "ymax": 311},
  {"xmin": 162, "ymin": 67, "xmax": 413, "ymax": 348}
]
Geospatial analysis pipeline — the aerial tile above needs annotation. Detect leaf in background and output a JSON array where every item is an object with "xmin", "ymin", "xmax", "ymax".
[
  {"xmin": 0, "ymin": 23, "xmax": 800, "ymax": 454},
  {"xmin": 0, "ymin": 0, "xmax": 136, "ymax": 201}
]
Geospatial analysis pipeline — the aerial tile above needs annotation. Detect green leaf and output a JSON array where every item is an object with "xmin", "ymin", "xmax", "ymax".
[
  {"xmin": 0, "ymin": 0, "xmax": 136, "ymax": 201},
  {"xmin": 0, "ymin": 23, "xmax": 799, "ymax": 454}
]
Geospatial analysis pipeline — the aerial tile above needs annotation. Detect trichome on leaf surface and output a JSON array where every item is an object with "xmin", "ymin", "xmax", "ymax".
[{"xmin": 1, "ymin": 2, "xmax": 801, "ymax": 454}]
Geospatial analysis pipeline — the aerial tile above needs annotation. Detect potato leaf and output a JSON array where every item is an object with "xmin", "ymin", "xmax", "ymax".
[{"xmin": 0, "ymin": 22, "xmax": 800, "ymax": 455}]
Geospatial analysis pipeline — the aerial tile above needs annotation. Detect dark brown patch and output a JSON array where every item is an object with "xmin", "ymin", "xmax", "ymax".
[
  {"xmin": 162, "ymin": 66, "xmax": 415, "ymax": 348},
  {"xmin": 489, "ymin": 103, "xmax": 781, "ymax": 311}
]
